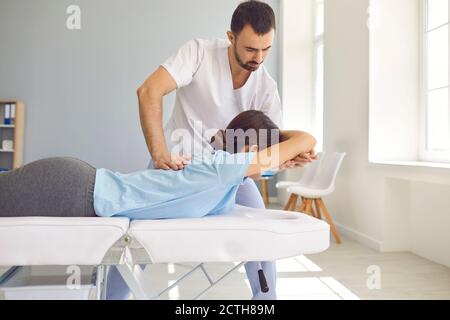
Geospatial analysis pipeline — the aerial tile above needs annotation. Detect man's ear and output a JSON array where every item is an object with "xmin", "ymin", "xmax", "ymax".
[
  {"xmin": 210, "ymin": 129, "xmax": 226, "ymax": 150},
  {"xmin": 227, "ymin": 31, "xmax": 235, "ymax": 45}
]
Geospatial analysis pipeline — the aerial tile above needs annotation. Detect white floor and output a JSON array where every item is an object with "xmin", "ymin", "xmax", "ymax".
[
  {"xmin": 134, "ymin": 233, "xmax": 450, "ymax": 300},
  {"xmin": 1, "ymin": 203, "xmax": 450, "ymax": 300}
]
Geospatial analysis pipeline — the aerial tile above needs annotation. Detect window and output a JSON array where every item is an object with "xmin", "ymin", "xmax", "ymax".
[
  {"xmin": 421, "ymin": 0, "xmax": 450, "ymax": 162},
  {"xmin": 313, "ymin": 0, "xmax": 324, "ymax": 151}
]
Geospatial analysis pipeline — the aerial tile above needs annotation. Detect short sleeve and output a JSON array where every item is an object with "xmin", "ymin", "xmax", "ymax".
[
  {"xmin": 161, "ymin": 39, "xmax": 204, "ymax": 88},
  {"xmin": 213, "ymin": 151, "xmax": 256, "ymax": 187}
]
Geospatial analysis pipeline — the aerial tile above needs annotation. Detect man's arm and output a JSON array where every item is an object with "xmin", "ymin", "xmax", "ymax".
[{"xmin": 137, "ymin": 66, "xmax": 190, "ymax": 170}]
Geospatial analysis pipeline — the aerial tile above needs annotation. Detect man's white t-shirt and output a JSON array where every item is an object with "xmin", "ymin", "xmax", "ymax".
[{"xmin": 161, "ymin": 38, "xmax": 282, "ymax": 157}]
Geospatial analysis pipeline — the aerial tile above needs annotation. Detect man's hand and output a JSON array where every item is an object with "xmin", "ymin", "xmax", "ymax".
[
  {"xmin": 153, "ymin": 153, "xmax": 191, "ymax": 171},
  {"xmin": 279, "ymin": 150, "xmax": 318, "ymax": 171}
]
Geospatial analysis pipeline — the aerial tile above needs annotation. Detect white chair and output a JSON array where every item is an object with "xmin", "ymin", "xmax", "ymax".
[{"xmin": 276, "ymin": 152, "xmax": 346, "ymax": 244}]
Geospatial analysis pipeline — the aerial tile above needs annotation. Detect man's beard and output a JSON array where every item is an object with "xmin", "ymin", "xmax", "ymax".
[{"xmin": 233, "ymin": 45, "xmax": 261, "ymax": 72}]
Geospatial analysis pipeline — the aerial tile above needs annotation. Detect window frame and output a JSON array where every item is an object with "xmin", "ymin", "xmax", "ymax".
[
  {"xmin": 419, "ymin": 0, "xmax": 450, "ymax": 163},
  {"xmin": 312, "ymin": 0, "xmax": 324, "ymax": 152}
]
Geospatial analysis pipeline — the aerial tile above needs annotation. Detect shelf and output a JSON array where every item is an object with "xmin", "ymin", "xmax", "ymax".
[{"xmin": 0, "ymin": 100, "xmax": 24, "ymax": 169}]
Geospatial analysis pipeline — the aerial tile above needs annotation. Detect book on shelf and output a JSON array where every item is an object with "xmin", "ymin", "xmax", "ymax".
[{"xmin": 2, "ymin": 103, "xmax": 16, "ymax": 125}]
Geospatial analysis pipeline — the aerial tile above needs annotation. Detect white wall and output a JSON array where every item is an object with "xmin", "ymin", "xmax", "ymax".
[
  {"xmin": 280, "ymin": 0, "xmax": 313, "ymax": 132},
  {"xmin": 278, "ymin": 0, "xmax": 314, "ymax": 198},
  {"xmin": 281, "ymin": 0, "xmax": 450, "ymax": 267},
  {"xmin": 324, "ymin": 0, "xmax": 450, "ymax": 267},
  {"xmin": 322, "ymin": 0, "xmax": 384, "ymax": 248},
  {"xmin": 369, "ymin": 0, "xmax": 420, "ymax": 162},
  {"xmin": 0, "ymin": 0, "xmax": 280, "ymax": 173}
]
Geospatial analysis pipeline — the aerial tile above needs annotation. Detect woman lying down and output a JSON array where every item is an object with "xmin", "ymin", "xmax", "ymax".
[{"xmin": 0, "ymin": 110, "xmax": 316, "ymax": 219}]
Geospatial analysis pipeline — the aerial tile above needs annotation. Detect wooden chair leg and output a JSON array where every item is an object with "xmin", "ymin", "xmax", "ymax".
[
  {"xmin": 297, "ymin": 202, "xmax": 306, "ymax": 212},
  {"xmin": 288, "ymin": 194, "xmax": 299, "ymax": 211},
  {"xmin": 284, "ymin": 194, "xmax": 298, "ymax": 211},
  {"xmin": 310, "ymin": 202, "xmax": 318, "ymax": 218},
  {"xmin": 296, "ymin": 197, "xmax": 306, "ymax": 212},
  {"xmin": 317, "ymin": 198, "xmax": 342, "ymax": 244},
  {"xmin": 298, "ymin": 197, "xmax": 305, "ymax": 211},
  {"xmin": 303, "ymin": 199, "xmax": 313, "ymax": 216},
  {"xmin": 261, "ymin": 180, "xmax": 269, "ymax": 206},
  {"xmin": 313, "ymin": 199, "xmax": 322, "ymax": 220},
  {"xmin": 283, "ymin": 194, "xmax": 295, "ymax": 210}
]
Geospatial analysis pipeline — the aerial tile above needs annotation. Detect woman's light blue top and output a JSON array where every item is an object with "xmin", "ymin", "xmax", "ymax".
[{"xmin": 93, "ymin": 150, "xmax": 255, "ymax": 220}]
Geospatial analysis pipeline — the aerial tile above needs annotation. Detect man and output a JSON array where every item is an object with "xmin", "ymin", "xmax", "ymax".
[{"xmin": 107, "ymin": 0, "xmax": 314, "ymax": 300}]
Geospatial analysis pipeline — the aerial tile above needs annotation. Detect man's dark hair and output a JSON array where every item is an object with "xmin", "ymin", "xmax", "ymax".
[{"xmin": 231, "ymin": 0, "xmax": 276, "ymax": 36}]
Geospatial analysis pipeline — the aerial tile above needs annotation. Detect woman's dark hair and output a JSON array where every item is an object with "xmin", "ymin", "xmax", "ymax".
[
  {"xmin": 231, "ymin": 0, "xmax": 276, "ymax": 36},
  {"xmin": 210, "ymin": 110, "xmax": 286, "ymax": 153}
]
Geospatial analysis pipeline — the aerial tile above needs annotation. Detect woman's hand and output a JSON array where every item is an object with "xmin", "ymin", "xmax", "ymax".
[{"xmin": 279, "ymin": 150, "xmax": 318, "ymax": 171}]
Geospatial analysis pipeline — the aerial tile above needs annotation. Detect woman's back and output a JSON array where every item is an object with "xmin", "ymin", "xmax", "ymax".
[{"xmin": 93, "ymin": 150, "xmax": 255, "ymax": 220}]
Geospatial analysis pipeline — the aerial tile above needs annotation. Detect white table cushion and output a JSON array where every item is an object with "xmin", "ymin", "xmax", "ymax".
[
  {"xmin": 0, "ymin": 217, "xmax": 129, "ymax": 266},
  {"xmin": 129, "ymin": 205, "xmax": 330, "ymax": 263}
]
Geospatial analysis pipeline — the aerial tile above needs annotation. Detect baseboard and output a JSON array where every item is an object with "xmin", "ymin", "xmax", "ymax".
[
  {"xmin": 266, "ymin": 198, "xmax": 382, "ymax": 251},
  {"xmin": 334, "ymin": 221, "xmax": 382, "ymax": 251}
]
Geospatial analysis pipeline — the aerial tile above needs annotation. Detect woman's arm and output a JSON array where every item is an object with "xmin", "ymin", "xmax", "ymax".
[{"xmin": 245, "ymin": 130, "xmax": 317, "ymax": 177}]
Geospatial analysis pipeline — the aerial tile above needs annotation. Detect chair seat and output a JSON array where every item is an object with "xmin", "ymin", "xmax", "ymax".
[
  {"xmin": 287, "ymin": 186, "xmax": 334, "ymax": 198},
  {"xmin": 276, "ymin": 181, "xmax": 301, "ymax": 189}
]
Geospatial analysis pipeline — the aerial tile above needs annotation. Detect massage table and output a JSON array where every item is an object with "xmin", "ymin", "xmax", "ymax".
[{"xmin": 0, "ymin": 205, "xmax": 330, "ymax": 300}]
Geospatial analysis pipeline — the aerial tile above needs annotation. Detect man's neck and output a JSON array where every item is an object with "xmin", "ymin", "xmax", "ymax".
[{"xmin": 227, "ymin": 46, "xmax": 251, "ymax": 90}]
